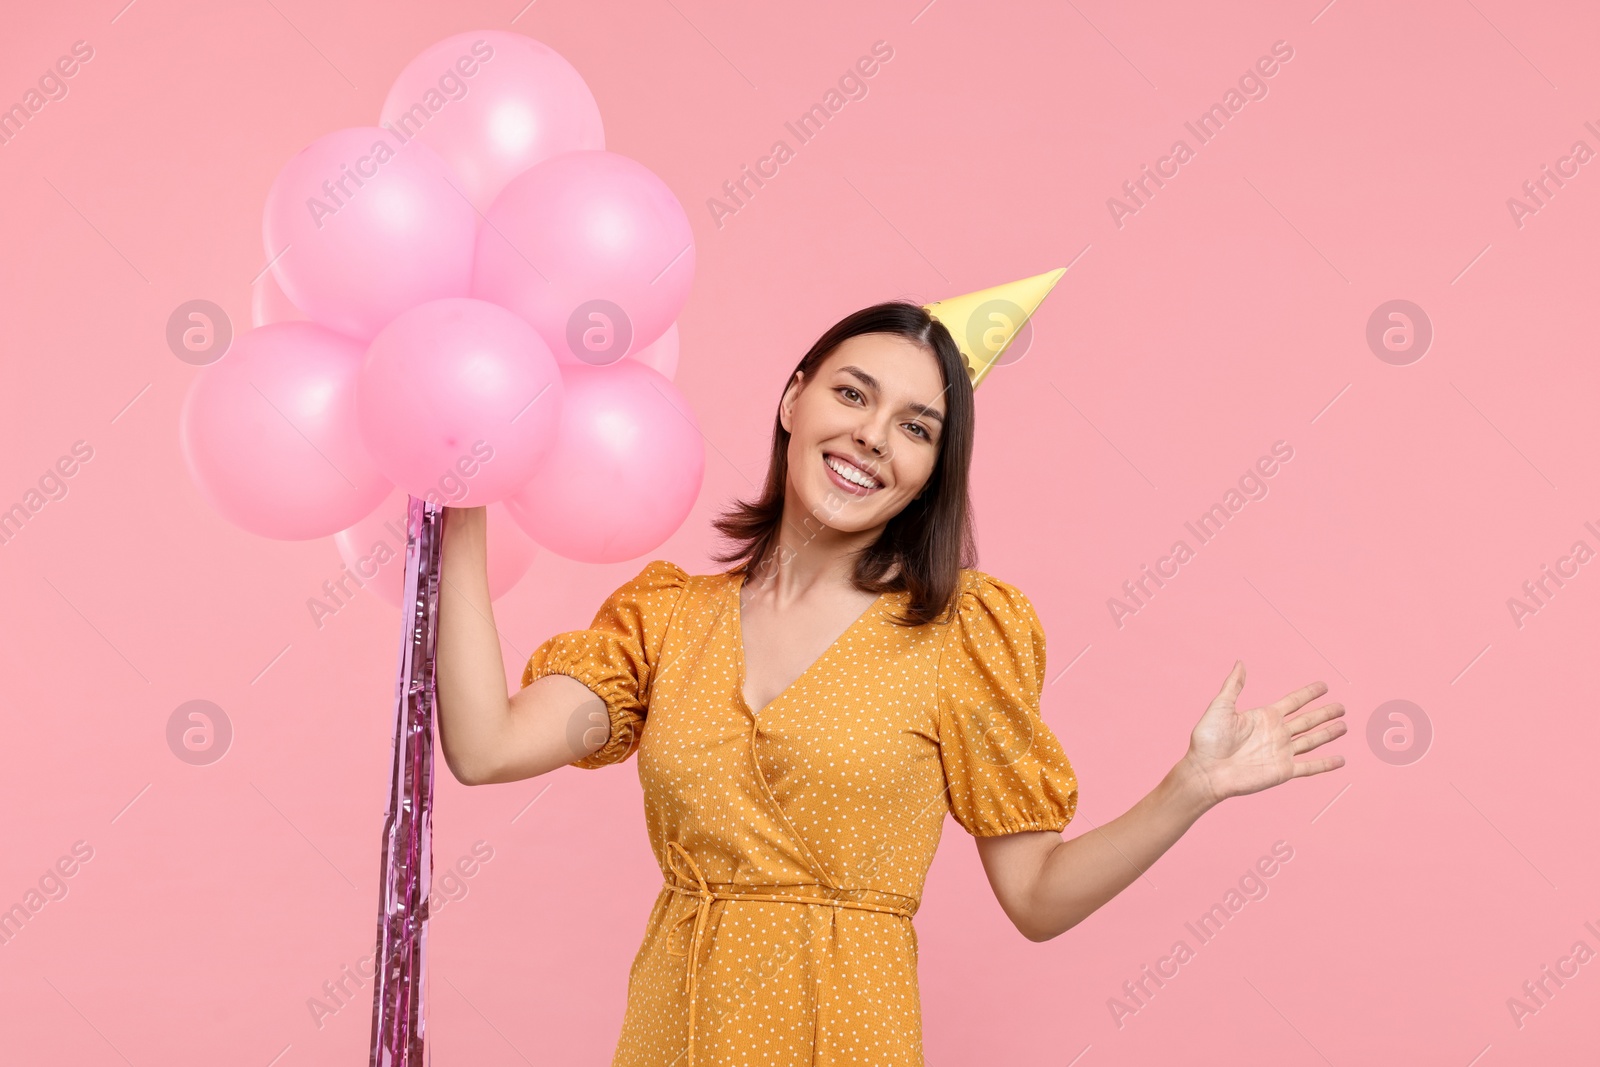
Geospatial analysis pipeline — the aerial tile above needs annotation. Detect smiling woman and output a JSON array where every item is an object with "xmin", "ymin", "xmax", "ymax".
[
  {"xmin": 710, "ymin": 300, "xmax": 977, "ymax": 626},
  {"xmin": 433, "ymin": 291, "xmax": 1348, "ymax": 1067}
]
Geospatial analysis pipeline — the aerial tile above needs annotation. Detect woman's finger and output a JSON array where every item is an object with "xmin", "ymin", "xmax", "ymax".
[
  {"xmin": 1289, "ymin": 754, "xmax": 1346, "ymax": 778},
  {"xmin": 1215, "ymin": 659, "xmax": 1247, "ymax": 702},
  {"xmin": 1290, "ymin": 720, "xmax": 1348, "ymax": 755},
  {"xmin": 1269, "ymin": 679, "xmax": 1329, "ymax": 717},
  {"xmin": 1285, "ymin": 700, "xmax": 1345, "ymax": 734}
]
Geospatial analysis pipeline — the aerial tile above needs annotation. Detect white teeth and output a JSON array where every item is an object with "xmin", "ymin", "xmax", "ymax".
[{"xmin": 826, "ymin": 455, "xmax": 878, "ymax": 489}]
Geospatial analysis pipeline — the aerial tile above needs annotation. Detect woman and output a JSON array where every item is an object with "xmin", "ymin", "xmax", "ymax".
[{"xmin": 434, "ymin": 300, "xmax": 1347, "ymax": 1066}]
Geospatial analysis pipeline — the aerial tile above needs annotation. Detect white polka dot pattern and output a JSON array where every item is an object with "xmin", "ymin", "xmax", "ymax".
[{"xmin": 520, "ymin": 559, "xmax": 1080, "ymax": 1065}]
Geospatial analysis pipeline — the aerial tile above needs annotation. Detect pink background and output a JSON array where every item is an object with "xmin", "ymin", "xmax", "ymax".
[{"xmin": 2, "ymin": 1, "xmax": 1597, "ymax": 1063}]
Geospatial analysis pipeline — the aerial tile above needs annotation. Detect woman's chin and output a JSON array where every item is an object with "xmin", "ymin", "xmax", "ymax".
[{"xmin": 797, "ymin": 486, "xmax": 902, "ymax": 533}]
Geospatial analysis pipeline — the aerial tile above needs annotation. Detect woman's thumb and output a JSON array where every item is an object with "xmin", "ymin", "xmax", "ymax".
[{"xmin": 1220, "ymin": 659, "xmax": 1245, "ymax": 697}]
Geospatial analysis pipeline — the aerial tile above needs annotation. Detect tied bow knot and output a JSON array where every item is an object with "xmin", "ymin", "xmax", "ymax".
[
  {"xmin": 658, "ymin": 840, "xmax": 917, "ymax": 1066},
  {"xmin": 665, "ymin": 841, "xmax": 715, "ymax": 988},
  {"xmin": 664, "ymin": 841, "xmax": 716, "ymax": 1067}
]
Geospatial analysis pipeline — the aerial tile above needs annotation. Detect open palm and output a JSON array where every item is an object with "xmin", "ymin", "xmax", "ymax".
[{"xmin": 1184, "ymin": 660, "xmax": 1348, "ymax": 804}]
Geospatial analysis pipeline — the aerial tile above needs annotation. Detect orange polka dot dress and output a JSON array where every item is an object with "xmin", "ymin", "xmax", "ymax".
[{"xmin": 520, "ymin": 559, "xmax": 1080, "ymax": 1066}]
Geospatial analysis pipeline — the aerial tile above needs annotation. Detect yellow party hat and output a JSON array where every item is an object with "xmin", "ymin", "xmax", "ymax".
[{"xmin": 922, "ymin": 267, "xmax": 1067, "ymax": 389}]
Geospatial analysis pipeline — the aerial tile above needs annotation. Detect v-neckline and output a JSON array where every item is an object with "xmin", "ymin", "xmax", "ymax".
[{"xmin": 731, "ymin": 569, "xmax": 889, "ymax": 717}]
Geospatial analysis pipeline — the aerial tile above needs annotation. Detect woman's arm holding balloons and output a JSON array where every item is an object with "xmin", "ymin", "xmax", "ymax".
[{"xmin": 435, "ymin": 504, "xmax": 607, "ymax": 785}]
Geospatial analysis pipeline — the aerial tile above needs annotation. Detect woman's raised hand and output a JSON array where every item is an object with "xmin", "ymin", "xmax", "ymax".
[{"xmin": 1179, "ymin": 661, "xmax": 1348, "ymax": 806}]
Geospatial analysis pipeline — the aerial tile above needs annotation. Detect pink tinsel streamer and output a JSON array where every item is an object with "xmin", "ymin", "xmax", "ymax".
[{"xmin": 369, "ymin": 495, "xmax": 441, "ymax": 1065}]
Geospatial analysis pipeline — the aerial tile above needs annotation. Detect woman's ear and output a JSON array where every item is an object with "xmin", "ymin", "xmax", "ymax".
[{"xmin": 778, "ymin": 370, "xmax": 805, "ymax": 433}]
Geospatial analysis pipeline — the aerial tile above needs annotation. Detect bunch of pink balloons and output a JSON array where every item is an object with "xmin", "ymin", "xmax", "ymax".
[{"xmin": 180, "ymin": 30, "xmax": 704, "ymax": 591}]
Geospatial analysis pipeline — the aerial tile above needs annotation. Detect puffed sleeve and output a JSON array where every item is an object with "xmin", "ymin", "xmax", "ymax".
[
  {"xmin": 520, "ymin": 559, "xmax": 689, "ymax": 769},
  {"xmin": 936, "ymin": 572, "xmax": 1080, "ymax": 836}
]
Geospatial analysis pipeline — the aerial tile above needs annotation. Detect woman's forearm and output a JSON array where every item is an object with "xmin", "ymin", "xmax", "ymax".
[
  {"xmin": 979, "ymin": 664, "xmax": 1344, "ymax": 942},
  {"xmin": 434, "ymin": 505, "xmax": 514, "ymax": 785},
  {"xmin": 1023, "ymin": 760, "xmax": 1216, "ymax": 941}
]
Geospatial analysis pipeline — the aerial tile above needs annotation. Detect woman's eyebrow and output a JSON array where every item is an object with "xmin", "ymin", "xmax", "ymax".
[
  {"xmin": 839, "ymin": 364, "xmax": 881, "ymax": 391},
  {"xmin": 838, "ymin": 364, "xmax": 945, "ymax": 424}
]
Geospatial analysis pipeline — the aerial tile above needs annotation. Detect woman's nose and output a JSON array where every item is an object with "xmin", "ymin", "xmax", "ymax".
[{"xmin": 855, "ymin": 421, "xmax": 889, "ymax": 456}]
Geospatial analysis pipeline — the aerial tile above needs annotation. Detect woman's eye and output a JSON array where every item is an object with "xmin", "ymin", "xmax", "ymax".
[
  {"xmin": 839, "ymin": 386, "xmax": 862, "ymax": 402},
  {"xmin": 906, "ymin": 423, "xmax": 929, "ymax": 439}
]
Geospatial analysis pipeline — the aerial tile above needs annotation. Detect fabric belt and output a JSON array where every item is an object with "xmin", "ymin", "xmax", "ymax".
[{"xmin": 662, "ymin": 840, "xmax": 916, "ymax": 1067}]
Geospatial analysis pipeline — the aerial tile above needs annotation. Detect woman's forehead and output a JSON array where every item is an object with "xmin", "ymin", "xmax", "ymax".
[{"xmin": 821, "ymin": 335, "xmax": 941, "ymax": 387}]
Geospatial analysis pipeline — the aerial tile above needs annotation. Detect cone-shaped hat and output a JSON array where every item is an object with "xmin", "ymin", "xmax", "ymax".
[{"xmin": 922, "ymin": 267, "xmax": 1066, "ymax": 389}]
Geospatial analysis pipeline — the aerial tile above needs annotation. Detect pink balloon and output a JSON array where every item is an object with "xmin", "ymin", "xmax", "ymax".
[
  {"xmin": 378, "ymin": 31, "xmax": 604, "ymax": 214},
  {"xmin": 264, "ymin": 126, "xmax": 476, "ymax": 340},
  {"xmin": 180, "ymin": 322, "xmax": 391, "ymax": 540},
  {"xmin": 629, "ymin": 320, "xmax": 679, "ymax": 379},
  {"xmin": 357, "ymin": 297, "xmax": 564, "ymax": 506},
  {"xmin": 471, "ymin": 150, "xmax": 695, "ymax": 366},
  {"xmin": 250, "ymin": 269, "xmax": 308, "ymax": 328},
  {"xmin": 504, "ymin": 361, "xmax": 703, "ymax": 563},
  {"xmin": 333, "ymin": 488, "xmax": 537, "ymax": 607}
]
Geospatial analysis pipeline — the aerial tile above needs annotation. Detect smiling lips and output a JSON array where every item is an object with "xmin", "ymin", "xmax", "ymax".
[{"xmin": 823, "ymin": 452, "xmax": 883, "ymax": 494}]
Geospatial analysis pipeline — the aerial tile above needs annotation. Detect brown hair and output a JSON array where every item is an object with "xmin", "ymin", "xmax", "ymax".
[{"xmin": 709, "ymin": 300, "xmax": 977, "ymax": 626}]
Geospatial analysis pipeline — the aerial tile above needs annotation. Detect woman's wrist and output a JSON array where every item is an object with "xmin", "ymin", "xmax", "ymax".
[
  {"xmin": 1165, "ymin": 754, "xmax": 1222, "ymax": 821},
  {"xmin": 441, "ymin": 503, "xmax": 486, "ymax": 535}
]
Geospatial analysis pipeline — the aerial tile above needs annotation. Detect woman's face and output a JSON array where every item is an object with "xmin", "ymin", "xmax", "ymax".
[{"xmin": 778, "ymin": 332, "xmax": 948, "ymax": 535}]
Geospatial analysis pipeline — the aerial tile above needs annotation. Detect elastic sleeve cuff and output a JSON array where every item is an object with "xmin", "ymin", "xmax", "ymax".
[{"xmin": 521, "ymin": 636, "xmax": 645, "ymax": 769}]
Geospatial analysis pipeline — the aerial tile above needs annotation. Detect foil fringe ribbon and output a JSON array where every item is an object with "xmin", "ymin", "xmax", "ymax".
[{"xmin": 369, "ymin": 495, "xmax": 441, "ymax": 1065}]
